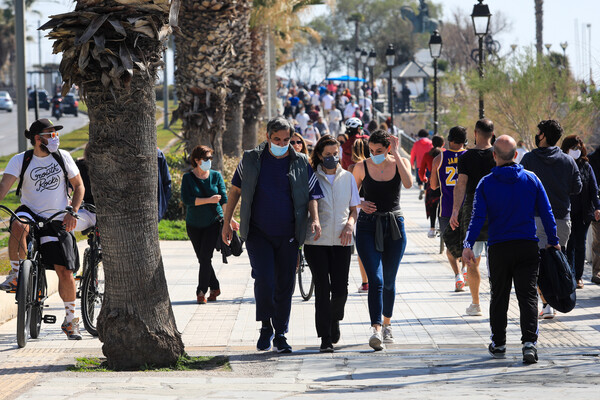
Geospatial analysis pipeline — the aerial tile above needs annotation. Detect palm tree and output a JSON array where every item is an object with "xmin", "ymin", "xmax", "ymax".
[
  {"xmin": 535, "ymin": 0, "xmax": 543, "ymax": 55},
  {"xmin": 41, "ymin": 0, "xmax": 184, "ymax": 369}
]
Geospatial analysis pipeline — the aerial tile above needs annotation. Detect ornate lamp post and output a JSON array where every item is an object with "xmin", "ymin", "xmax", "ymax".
[
  {"xmin": 544, "ymin": 43, "xmax": 552, "ymax": 54},
  {"xmin": 367, "ymin": 48, "xmax": 376, "ymax": 117},
  {"xmin": 360, "ymin": 48, "xmax": 368, "ymax": 101},
  {"xmin": 471, "ymin": 0, "xmax": 491, "ymax": 119},
  {"xmin": 429, "ymin": 30, "xmax": 442, "ymax": 135},
  {"xmin": 344, "ymin": 45, "xmax": 350, "ymax": 92},
  {"xmin": 354, "ymin": 46, "xmax": 362, "ymax": 96},
  {"xmin": 386, "ymin": 44, "xmax": 395, "ymax": 132}
]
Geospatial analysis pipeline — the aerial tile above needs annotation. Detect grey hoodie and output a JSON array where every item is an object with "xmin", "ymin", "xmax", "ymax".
[{"xmin": 520, "ymin": 146, "xmax": 582, "ymax": 219}]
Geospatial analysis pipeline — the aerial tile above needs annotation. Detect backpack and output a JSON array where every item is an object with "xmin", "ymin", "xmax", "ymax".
[{"xmin": 16, "ymin": 149, "xmax": 71, "ymax": 197}]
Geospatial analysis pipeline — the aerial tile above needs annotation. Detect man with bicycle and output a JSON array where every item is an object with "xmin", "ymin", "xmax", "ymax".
[{"xmin": 0, "ymin": 118, "xmax": 85, "ymax": 340}]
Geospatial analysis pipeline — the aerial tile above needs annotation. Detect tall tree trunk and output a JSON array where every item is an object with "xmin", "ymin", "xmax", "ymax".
[
  {"xmin": 535, "ymin": 0, "xmax": 543, "ymax": 55},
  {"xmin": 242, "ymin": 26, "xmax": 265, "ymax": 150},
  {"xmin": 42, "ymin": 0, "xmax": 184, "ymax": 369},
  {"xmin": 222, "ymin": 0, "xmax": 251, "ymax": 158},
  {"xmin": 174, "ymin": 0, "xmax": 240, "ymax": 171}
]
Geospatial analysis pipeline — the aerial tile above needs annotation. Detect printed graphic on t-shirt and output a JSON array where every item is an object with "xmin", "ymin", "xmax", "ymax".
[{"xmin": 30, "ymin": 162, "xmax": 62, "ymax": 192}]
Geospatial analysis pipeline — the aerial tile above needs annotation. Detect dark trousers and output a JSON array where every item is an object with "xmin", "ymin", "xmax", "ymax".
[
  {"xmin": 187, "ymin": 222, "xmax": 220, "ymax": 296},
  {"xmin": 566, "ymin": 217, "xmax": 591, "ymax": 280},
  {"xmin": 245, "ymin": 226, "xmax": 298, "ymax": 334},
  {"xmin": 488, "ymin": 240, "xmax": 539, "ymax": 346},
  {"xmin": 304, "ymin": 245, "xmax": 351, "ymax": 338}
]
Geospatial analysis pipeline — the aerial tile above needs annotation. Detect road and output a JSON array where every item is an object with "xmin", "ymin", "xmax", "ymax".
[{"xmin": 0, "ymin": 106, "xmax": 89, "ymax": 157}]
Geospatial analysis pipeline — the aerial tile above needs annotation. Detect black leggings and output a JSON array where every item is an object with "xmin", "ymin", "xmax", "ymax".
[{"xmin": 187, "ymin": 222, "xmax": 220, "ymax": 295}]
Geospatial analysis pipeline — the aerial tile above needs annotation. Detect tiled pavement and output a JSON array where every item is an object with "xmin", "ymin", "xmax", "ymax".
[{"xmin": 1, "ymin": 186, "xmax": 599, "ymax": 399}]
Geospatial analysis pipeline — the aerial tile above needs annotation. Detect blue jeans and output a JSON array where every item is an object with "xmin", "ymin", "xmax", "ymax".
[{"xmin": 356, "ymin": 212, "xmax": 407, "ymax": 326}]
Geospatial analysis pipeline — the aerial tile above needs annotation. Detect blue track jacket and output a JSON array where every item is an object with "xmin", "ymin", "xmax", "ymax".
[{"xmin": 464, "ymin": 163, "xmax": 559, "ymax": 249}]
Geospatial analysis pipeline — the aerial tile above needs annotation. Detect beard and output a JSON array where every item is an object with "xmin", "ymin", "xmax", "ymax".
[{"xmin": 39, "ymin": 141, "xmax": 50, "ymax": 154}]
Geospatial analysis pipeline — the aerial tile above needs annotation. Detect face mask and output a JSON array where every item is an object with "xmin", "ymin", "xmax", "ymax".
[
  {"xmin": 45, "ymin": 136, "xmax": 60, "ymax": 153},
  {"xmin": 270, "ymin": 142, "xmax": 289, "ymax": 157},
  {"xmin": 370, "ymin": 153, "xmax": 386, "ymax": 165},
  {"xmin": 534, "ymin": 134, "xmax": 542, "ymax": 147},
  {"xmin": 322, "ymin": 155, "xmax": 339, "ymax": 170},
  {"xmin": 568, "ymin": 149, "xmax": 581, "ymax": 160},
  {"xmin": 200, "ymin": 159, "xmax": 212, "ymax": 171}
]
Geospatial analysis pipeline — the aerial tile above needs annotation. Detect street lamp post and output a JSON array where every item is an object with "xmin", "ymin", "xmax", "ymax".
[
  {"xmin": 354, "ymin": 47, "xmax": 362, "ymax": 96},
  {"xmin": 471, "ymin": 0, "xmax": 491, "ymax": 120},
  {"xmin": 367, "ymin": 49, "xmax": 376, "ymax": 118},
  {"xmin": 344, "ymin": 45, "xmax": 350, "ymax": 92},
  {"xmin": 360, "ymin": 49, "xmax": 368, "ymax": 103},
  {"xmin": 429, "ymin": 30, "xmax": 442, "ymax": 135},
  {"xmin": 560, "ymin": 42, "xmax": 568, "ymax": 66},
  {"xmin": 386, "ymin": 44, "xmax": 395, "ymax": 133},
  {"xmin": 544, "ymin": 43, "xmax": 552, "ymax": 54}
]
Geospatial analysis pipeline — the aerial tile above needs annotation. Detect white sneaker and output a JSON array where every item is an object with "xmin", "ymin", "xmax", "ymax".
[
  {"xmin": 539, "ymin": 304, "xmax": 555, "ymax": 319},
  {"xmin": 455, "ymin": 276, "xmax": 465, "ymax": 292},
  {"xmin": 0, "ymin": 271, "xmax": 18, "ymax": 291},
  {"xmin": 427, "ymin": 228, "xmax": 436, "ymax": 238},
  {"xmin": 466, "ymin": 303, "xmax": 482, "ymax": 316},
  {"xmin": 369, "ymin": 328, "xmax": 385, "ymax": 351},
  {"xmin": 382, "ymin": 325, "xmax": 395, "ymax": 343}
]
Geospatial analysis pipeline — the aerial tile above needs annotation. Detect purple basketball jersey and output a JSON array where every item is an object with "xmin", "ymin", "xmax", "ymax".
[{"xmin": 439, "ymin": 149, "xmax": 466, "ymax": 218}]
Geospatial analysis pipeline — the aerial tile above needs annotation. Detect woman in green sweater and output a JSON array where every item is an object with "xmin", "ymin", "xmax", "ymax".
[{"xmin": 181, "ymin": 145, "xmax": 238, "ymax": 304}]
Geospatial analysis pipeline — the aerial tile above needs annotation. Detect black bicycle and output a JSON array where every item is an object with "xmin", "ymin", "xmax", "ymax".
[
  {"xmin": 78, "ymin": 204, "xmax": 103, "ymax": 337},
  {"xmin": 297, "ymin": 247, "xmax": 314, "ymax": 301},
  {"xmin": 0, "ymin": 205, "xmax": 77, "ymax": 347}
]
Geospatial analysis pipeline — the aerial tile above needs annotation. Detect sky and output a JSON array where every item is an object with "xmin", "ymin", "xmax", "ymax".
[{"xmin": 22, "ymin": 0, "xmax": 600, "ymax": 85}]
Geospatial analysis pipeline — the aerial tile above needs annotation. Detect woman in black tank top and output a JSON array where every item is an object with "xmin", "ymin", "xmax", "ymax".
[{"xmin": 352, "ymin": 130, "xmax": 413, "ymax": 351}]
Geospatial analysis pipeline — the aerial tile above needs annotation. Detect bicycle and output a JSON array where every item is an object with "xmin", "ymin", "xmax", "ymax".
[
  {"xmin": 78, "ymin": 203, "xmax": 103, "ymax": 337},
  {"xmin": 0, "ymin": 205, "xmax": 77, "ymax": 348},
  {"xmin": 296, "ymin": 247, "xmax": 314, "ymax": 301}
]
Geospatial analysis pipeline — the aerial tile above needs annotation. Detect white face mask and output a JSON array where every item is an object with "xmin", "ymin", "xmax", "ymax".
[
  {"xmin": 568, "ymin": 149, "xmax": 581, "ymax": 160},
  {"xmin": 45, "ymin": 136, "xmax": 60, "ymax": 153},
  {"xmin": 200, "ymin": 159, "xmax": 212, "ymax": 171}
]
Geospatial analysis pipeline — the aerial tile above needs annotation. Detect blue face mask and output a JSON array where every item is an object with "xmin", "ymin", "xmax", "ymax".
[
  {"xmin": 270, "ymin": 142, "xmax": 289, "ymax": 157},
  {"xmin": 370, "ymin": 153, "xmax": 386, "ymax": 165},
  {"xmin": 200, "ymin": 159, "xmax": 212, "ymax": 171}
]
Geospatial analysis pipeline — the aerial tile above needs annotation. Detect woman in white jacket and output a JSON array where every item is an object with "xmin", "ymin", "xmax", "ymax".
[{"xmin": 304, "ymin": 135, "xmax": 360, "ymax": 352}]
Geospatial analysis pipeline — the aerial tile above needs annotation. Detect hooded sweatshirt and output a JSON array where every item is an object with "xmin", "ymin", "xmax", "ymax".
[
  {"xmin": 464, "ymin": 163, "xmax": 559, "ymax": 249},
  {"xmin": 520, "ymin": 146, "xmax": 582, "ymax": 220}
]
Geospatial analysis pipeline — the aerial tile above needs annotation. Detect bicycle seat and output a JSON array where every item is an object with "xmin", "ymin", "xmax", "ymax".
[{"xmin": 81, "ymin": 226, "xmax": 95, "ymax": 236}]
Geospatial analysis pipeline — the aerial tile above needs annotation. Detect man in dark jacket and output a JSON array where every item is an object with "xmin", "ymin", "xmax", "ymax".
[
  {"xmin": 520, "ymin": 120, "xmax": 582, "ymax": 318},
  {"xmin": 588, "ymin": 148, "xmax": 600, "ymax": 284},
  {"xmin": 463, "ymin": 135, "xmax": 560, "ymax": 364},
  {"xmin": 157, "ymin": 148, "xmax": 172, "ymax": 222}
]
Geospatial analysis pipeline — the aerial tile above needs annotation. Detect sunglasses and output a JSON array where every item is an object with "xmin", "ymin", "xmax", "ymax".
[
  {"xmin": 202, "ymin": 156, "xmax": 213, "ymax": 161},
  {"xmin": 290, "ymin": 140, "xmax": 303, "ymax": 145},
  {"xmin": 40, "ymin": 131, "xmax": 59, "ymax": 139}
]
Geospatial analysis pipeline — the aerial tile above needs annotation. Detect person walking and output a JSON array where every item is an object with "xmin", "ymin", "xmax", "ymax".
[
  {"xmin": 410, "ymin": 129, "xmax": 433, "ymax": 200},
  {"xmin": 588, "ymin": 146, "xmax": 600, "ymax": 284},
  {"xmin": 515, "ymin": 140, "xmax": 528, "ymax": 163},
  {"xmin": 304, "ymin": 135, "xmax": 360, "ymax": 352},
  {"xmin": 430, "ymin": 126, "xmax": 468, "ymax": 292},
  {"xmin": 463, "ymin": 135, "xmax": 560, "ymax": 364},
  {"xmin": 290, "ymin": 132, "xmax": 309, "ymax": 156},
  {"xmin": 341, "ymin": 118, "xmax": 369, "ymax": 170},
  {"xmin": 520, "ymin": 120, "xmax": 582, "ymax": 319},
  {"xmin": 181, "ymin": 145, "xmax": 236, "ymax": 304},
  {"xmin": 419, "ymin": 135, "xmax": 444, "ymax": 238},
  {"xmin": 560, "ymin": 135, "xmax": 600, "ymax": 289},
  {"xmin": 450, "ymin": 119, "xmax": 496, "ymax": 317},
  {"xmin": 222, "ymin": 117, "xmax": 323, "ymax": 354},
  {"xmin": 352, "ymin": 130, "xmax": 413, "ymax": 351}
]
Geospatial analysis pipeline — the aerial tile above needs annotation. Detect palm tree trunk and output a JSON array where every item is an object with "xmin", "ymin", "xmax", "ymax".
[
  {"xmin": 86, "ymin": 77, "xmax": 184, "ymax": 369},
  {"xmin": 535, "ymin": 0, "xmax": 543, "ymax": 55},
  {"xmin": 242, "ymin": 26, "xmax": 265, "ymax": 150}
]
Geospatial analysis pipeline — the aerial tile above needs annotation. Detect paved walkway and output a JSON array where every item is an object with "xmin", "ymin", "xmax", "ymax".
[{"xmin": 1, "ymin": 187, "xmax": 599, "ymax": 399}]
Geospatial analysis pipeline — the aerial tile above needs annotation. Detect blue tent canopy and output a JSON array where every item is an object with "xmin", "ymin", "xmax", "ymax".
[{"xmin": 325, "ymin": 75, "xmax": 366, "ymax": 82}]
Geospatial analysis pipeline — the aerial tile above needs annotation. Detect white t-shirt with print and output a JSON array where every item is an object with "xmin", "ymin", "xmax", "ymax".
[{"xmin": 4, "ymin": 149, "xmax": 80, "ymax": 219}]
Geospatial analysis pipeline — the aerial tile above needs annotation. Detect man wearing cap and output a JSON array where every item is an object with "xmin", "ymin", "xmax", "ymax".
[{"xmin": 0, "ymin": 118, "xmax": 85, "ymax": 340}]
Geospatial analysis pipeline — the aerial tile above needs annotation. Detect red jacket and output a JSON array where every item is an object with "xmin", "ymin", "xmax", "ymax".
[
  {"xmin": 410, "ymin": 137, "xmax": 433, "ymax": 169},
  {"xmin": 419, "ymin": 148, "xmax": 445, "ymax": 183},
  {"xmin": 341, "ymin": 134, "xmax": 369, "ymax": 170}
]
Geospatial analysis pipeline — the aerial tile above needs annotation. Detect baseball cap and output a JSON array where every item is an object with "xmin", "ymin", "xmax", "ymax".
[{"xmin": 24, "ymin": 118, "xmax": 63, "ymax": 139}]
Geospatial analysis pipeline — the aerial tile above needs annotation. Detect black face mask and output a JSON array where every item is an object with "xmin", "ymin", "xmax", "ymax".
[
  {"xmin": 322, "ymin": 155, "xmax": 339, "ymax": 170},
  {"xmin": 535, "ymin": 134, "xmax": 542, "ymax": 147}
]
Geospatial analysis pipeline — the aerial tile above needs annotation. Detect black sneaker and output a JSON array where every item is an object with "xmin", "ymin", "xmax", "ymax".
[
  {"xmin": 320, "ymin": 337, "xmax": 334, "ymax": 353},
  {"xmin": 273, "ymin": 334, "xmax": 292, "ymax": 354},
  {"xmin": 256, "ymin": 327, "xmax": 274, "ymax": 351},
  {"xmin": 488, "ymin": 343, "xmax": 506, "ymax": 359},
  {"xmin": 331, "ymin": 320, "xmax": 340, "ymax": 344},
  {"xmin": 522, "ymin": 342, "xmax": 538, "ymax": 364}
]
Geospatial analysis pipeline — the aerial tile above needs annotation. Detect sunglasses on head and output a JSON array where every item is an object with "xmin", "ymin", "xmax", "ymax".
[{"xmin": 290, "ymin": 140, "xmax": 303, "ymax": 145}]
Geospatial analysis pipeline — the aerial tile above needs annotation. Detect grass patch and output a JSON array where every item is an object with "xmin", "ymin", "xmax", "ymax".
[
  {"xmin": 158, "ymin": 219, "xmax": 188, "ymax": 240},
  {"xmin": 0, "ymin": 258, "xmax": 10, "ymax": 275},
  {"xmin": 68, "ymin": 354, "xmax": 230, "ymax": 372}
]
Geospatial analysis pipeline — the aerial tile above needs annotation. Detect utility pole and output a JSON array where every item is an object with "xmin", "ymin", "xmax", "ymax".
[
  {"xmin": 16, "ymin": 0, "xmax": 27, "ymax": 152},
  {"xmin": 163, "ymin": 47, "xmax": 169, "ymax": 129},
  {"xmin": 38, "ymin": 20, "xmax": 42, "ymax": 89},
  {"xmin": 588, "ymin": 24, "xmax": 592, "ymax": 84}
]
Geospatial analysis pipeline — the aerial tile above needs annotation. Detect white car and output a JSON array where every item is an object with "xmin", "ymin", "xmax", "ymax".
[{"xmin": 0, "ymin": 91, "xmax": 13, "ymax": 112}]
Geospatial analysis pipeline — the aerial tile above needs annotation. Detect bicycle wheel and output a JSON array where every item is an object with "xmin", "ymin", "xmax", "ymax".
[
  {"xmin": 16, "ymin": 260, "xmax": 33, "ymax": 348},
  {"xmin": 297, "ymin": 253, "xmax": 314, "ymax": 301},
  {"xmin": 81, "ymin": 252, "xmax": 104, "ymax": 336},
  {"xmin": 29, "ymin": 268, "xmax": 46, "ymax": 339}
]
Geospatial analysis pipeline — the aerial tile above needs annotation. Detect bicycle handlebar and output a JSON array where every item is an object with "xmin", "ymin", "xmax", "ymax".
[{"xmin": 0, "ymin": 205, "xmax": 78, "ymax": 227}]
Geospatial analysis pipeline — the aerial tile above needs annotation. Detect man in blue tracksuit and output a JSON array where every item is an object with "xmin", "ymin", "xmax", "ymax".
[{"xmin": 462, "ymin": 135, "xmax": 560, "ymax": 364}]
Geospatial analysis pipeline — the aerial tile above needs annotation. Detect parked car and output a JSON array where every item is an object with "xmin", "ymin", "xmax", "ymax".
[
  {"xmin": 0, "ymin": 91, "xmax": 13, "ymax": 112},
  {"xmin": 28, "ymin": 89, "xmax": 50, "ymax": 110},
  {"xmin": 61, "ymin": 93, "xmax": 79, "ymax": 117}
]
